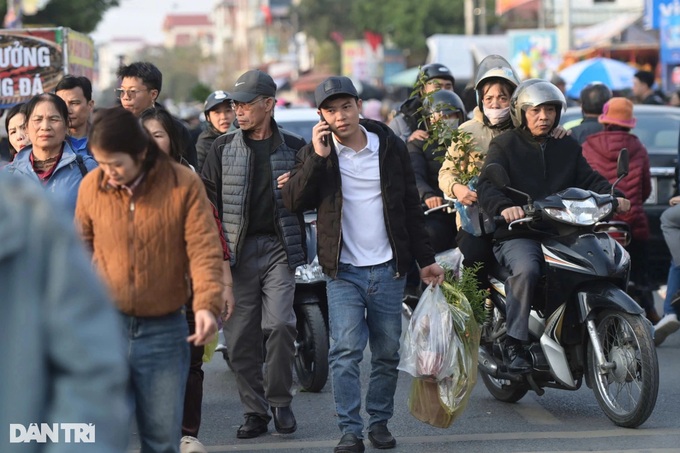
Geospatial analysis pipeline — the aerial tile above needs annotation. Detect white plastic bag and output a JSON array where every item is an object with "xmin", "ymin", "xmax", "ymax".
[{"xmin": 399, "ymin": 284, "xmax": 456, "ymax": 381}]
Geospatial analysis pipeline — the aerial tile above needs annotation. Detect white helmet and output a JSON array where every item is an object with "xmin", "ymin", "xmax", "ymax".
[
  {"xmin": 474, "ymin": 55, "xmax": 521, "ymax": 110},
  {"xmin": 510, "ymin": 79, "xmax": 566, "ymax": 129}
]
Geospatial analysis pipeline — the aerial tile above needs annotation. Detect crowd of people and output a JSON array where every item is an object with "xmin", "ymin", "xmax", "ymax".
[{"xmin": 1, "ymin": 55, "xmax": 677, "ymax": 453}]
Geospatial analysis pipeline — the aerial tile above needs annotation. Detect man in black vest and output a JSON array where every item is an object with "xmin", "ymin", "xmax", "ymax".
[{"xmin": 201, "ymin": 69, "xmax": 306, "ymax": 439}]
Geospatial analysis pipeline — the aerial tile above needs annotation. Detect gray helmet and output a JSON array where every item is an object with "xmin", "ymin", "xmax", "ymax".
[
  {"xmin": 579, "ymin": 82, "xmax": 613, "ymax": 115},
  {"xmin": 423, "ymin": 90, "xmax": 466, "ymax": 119},
  {"xmin": 204, "ymin": 90, "xmax": 232, "ymax": 115},
  {"xmin": 419, "ymin": 63, "xmax": 455, "ymax": 86},
  {"xmin": 474, "ymin": 55, "xmax": 520, "ymax": 110},
  {"xmin": 510, "ymin": 79, "xmax": 566, "ymax": 128}
]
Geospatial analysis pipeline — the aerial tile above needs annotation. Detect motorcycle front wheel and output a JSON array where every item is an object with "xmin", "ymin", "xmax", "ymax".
[
  {"xmin": 294, "ymin": 303, "xmax": 329, "ymax": 392},
  {"xmin": 587, "ymin": 310, "xmax": 659, "ymax": 428}
]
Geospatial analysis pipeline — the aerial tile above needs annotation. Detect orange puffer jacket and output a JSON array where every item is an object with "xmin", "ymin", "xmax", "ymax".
[
  {"xmin": 582, "ymin": 131, "xmax": 652, "ymax": 241},
  {"xmin": 75, "ymin": 156, "xmax": 224, "ymax": 317}
]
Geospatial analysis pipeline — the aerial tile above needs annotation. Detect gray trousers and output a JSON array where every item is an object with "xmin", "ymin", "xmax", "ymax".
[
  {"xmin": 226, "ymin": 235, "xmax": 297, "ymax": 417},
  {"xmin": 494, "ymin": 238, "xmax": 544, "ymax": 341},
  {"xmin": 661, "ymin": 204, "xmax": 680, "ymax": 266}
]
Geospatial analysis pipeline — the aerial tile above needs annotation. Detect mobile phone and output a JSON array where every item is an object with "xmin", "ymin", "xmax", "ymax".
[{"xmin": 319, "ymin": 113, "xmax": 328, "ymax": 146}]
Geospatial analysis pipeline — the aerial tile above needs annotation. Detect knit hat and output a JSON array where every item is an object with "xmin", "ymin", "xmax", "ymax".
[{"xmin": 598, "ymin": 97, "xmax": 636, "ymax": 128}]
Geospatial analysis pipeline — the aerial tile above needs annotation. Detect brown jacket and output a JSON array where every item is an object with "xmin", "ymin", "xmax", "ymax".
[{"xmin": 75, "ymin": 156, "xmax": 224, "ymax": 317}]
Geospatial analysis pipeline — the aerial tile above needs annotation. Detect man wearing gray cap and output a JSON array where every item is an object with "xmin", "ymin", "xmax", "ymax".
[
  {"xmin": 283, "ymin": 76, "xmax": 444, "ymax": 453},
  {"xmin": 201, "ymin": 69, "xmax": 306, "ymax": 439}
]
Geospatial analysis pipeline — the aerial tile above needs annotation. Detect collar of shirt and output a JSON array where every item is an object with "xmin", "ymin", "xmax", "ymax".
[
  {"xmin": 333, "ymin": 124, "xmax": 379, "ymax": 156},
  {"xmin": 109, "ymin": 170, "xmax": 146, "ymax": 196}
]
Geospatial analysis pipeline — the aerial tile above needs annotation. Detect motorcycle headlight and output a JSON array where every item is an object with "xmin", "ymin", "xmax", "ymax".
[
  {"xmin": 295, "ymin": 256, "xmax": 325, "ymax": 283},
  {"xmin": 543, "ymin": 197, "xmax": 612, "ymax": 226}
]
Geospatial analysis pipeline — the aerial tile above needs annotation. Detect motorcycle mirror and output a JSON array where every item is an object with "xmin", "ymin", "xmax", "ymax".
[
  {"xmin": 484, "ymin": 163, "xmax": 510, "ymax": 189},
  {"xmin": 617, "ymin": 148, "xmax": 629, "ymax": 178},
  {"xmin": 611, "ymin": 148, "xmax": 629, "ymax": 196}
]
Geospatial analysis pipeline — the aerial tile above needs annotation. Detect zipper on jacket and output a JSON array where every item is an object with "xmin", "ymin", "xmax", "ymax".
[{"xmin": 380, "ymin": 134, "xmax": 400, "ymax": 278}]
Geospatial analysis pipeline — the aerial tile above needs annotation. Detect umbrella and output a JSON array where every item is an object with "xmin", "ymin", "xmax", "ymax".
[
  {"xmin": 385, "ymin": 67, "xmax": 420, "ymax": 87},
  {"xmin": 558, "ymin": 57, "xmax": 637, "ymax": 99}
]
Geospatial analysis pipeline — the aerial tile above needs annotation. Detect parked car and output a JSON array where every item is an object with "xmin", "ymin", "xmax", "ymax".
[
  {"xmin": 274, "ymin": 107, "xmax": 319, "ymax": 143},
  {"xmin": 562, "ymin": 105, "xmax": 680, "ymax": 285}
]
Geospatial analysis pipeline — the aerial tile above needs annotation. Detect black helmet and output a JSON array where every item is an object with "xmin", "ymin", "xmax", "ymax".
[
  {"xmin": 204, "ymin": 90, "xmax": 232, "ymax": 115},
  {"xmin": 473, "ymin": 55, "xmax": 520, "ymax": 110},
  {"xmin": 420, "ymin": 63, "xmax": 455, "ymax": 86},
  {"xmin": 579, "ymin": 82, "xmax": 613, "ymax": 115},
  {"xmin": 423, "ymin": 90, "xmax": 466, "ymax": 119},
  {"xmin": 510, "ymin": 79, "xmax": 566, "ymax": 129}
]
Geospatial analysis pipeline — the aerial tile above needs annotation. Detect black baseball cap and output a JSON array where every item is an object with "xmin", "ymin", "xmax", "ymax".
[
  {"xmin": 315, "ymin": 76, "xmax": 359, "ymax": 108},
  {"xmin": 204, "ymin": 90, "xmax": 232, "ymax": 113},
  {"xmin": 231, "ymin": 69, "xmax": 277, "ymax": 103}
]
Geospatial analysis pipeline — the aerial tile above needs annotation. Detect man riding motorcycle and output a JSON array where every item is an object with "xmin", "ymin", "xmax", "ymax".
[{"xmin": 476, "ymin": 79, "xmax": 631, "ymax": 372}]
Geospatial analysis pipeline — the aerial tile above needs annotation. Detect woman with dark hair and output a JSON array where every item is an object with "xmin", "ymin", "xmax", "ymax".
[
  {"xmin": 140, "ymin": 107, "xmax": 188, "ymax": 165},
  {"xmin": 75, "ymin": 107, "xmax": 226, "ymax": 453},
  {"xmin": 141, "ymin": 105, "xmax": 233, "ymax": 453},
  {"xmin": 5, "ymin": 103, "xmax": 29, "ymax": 161},
  {"xmin": 2, "ymin": 93, "xmax": 97, "ymax": 214}
]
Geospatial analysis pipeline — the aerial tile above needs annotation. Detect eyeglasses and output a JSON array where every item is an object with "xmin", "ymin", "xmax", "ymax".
[
  {"xmin": 114, "ymin": 88, "xmax": 149, "ymax": 99},
  {"xmin": 231, "ymin": 97, "xmax": 265, "ymax": 111}
]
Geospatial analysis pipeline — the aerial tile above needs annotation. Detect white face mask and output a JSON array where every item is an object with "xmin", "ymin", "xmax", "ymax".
[
  {"xmin": 485, "ymin": 106, "xmax": 510, "ymax": 125},
  {"xmin": 441, "ymin": 118, "xmax": 460, "ymax": 129}
]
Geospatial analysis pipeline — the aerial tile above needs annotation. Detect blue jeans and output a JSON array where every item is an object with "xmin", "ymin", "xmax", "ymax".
[
  {"xmin": 664, "ymin": 261, "xmax": 680, "ymax": 316},
  {"xmin": 121, "ymin": 309, "xmax": 190, "ymax": 453},
  {"xmin": 326, "ymin": 260, "xmax": 406, "ymax": 438}
]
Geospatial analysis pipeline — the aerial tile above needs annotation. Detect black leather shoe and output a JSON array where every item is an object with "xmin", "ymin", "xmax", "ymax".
[
  {"xmin": 503, "ymin": 342, "xmax": 532, "ymax": 373},
  {"xmin": 334, "ymin": 433, "xmax": 365, "ymax": 453},
  {"xmin": 368, "ymin": 424, "xmax": 396, "ymax": 449},
  {"xmin": 272, "ymin": 406, "xmax": 297, "ymax": 434},
  {"xmin": 236, "ymin": 414, "xmax": 269, "ymax": 439}
]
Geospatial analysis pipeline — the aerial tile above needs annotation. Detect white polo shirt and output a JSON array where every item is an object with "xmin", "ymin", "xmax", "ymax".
[{"xmin": 334, "ymin": 125, "xmax": 393, "ymax": 266}]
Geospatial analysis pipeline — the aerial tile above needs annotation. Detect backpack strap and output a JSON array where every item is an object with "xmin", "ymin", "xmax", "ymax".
[{"xmin": 75, "ymin": 154, "xmax": 88, "ymax": 178}]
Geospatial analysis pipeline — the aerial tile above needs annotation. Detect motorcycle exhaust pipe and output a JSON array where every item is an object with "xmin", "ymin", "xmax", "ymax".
[{"xmin": 478, "ymin": 346, "xmax": 524, "ymax": 382}]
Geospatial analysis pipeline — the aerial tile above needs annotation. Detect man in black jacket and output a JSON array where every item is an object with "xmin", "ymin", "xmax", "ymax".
[
  {"xmin": 201, "ymin": 69, "xmax": 305, "ymax": 440},
  {"xmin": 282, "ymin": 76, "xmax": 443, "ymax": 453},
  {"xmin": 478, "ymin": 80, "xmax": 630, "ymax": 373}
]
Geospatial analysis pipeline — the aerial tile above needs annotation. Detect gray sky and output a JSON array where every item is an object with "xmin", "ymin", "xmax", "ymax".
[{"xmin": 91, "ymin": 0, "xmax": 215, "ymax": 44}]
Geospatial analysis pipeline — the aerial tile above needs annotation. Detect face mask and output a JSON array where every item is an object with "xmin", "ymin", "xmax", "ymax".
[
  {"xmin": 441, "ymin": 118, "xmax": 460, "ymax": 129},
  {"xmin": 485, "ymin": 106, "xmax": 510, "ymax": 125}
]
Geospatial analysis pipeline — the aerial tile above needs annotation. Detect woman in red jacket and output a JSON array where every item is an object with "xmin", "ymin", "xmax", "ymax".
[{"xmin": 581, "ymin": 97, "xmax": 656, "ymax": 322}]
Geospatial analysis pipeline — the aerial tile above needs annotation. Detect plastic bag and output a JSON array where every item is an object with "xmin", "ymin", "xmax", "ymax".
[
  {"xmin": 454, "ymin": 177, "xmax": 496, "ymax": 237},
  {"xmin": 402, "ymin": 283, "xmax": 480, "ymax": 428},
  {"xmin": 202, "ymin": 332, "xmax": 219, "ymax": 363},
  {"xmin": 399, "ymin": 284, "xmax": 456, "ymax": 381}
]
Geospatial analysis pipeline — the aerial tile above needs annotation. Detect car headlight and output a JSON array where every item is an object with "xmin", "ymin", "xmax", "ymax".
[
  {"xmin": 295, "ymin": 256, "xmax": 325, "ymax": 283},
  {"xmin": 543, "ymin": 197, "xmax": 612, "ymax": 226}
]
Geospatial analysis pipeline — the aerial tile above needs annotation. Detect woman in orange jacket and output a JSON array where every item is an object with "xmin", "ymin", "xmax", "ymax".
[{"xmin": 75, "ymin": 107, "xmax": 226, "ymax": 453}]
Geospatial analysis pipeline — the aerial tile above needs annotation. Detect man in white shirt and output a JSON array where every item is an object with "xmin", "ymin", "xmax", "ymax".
[{"xmin": 282, "ymin": 76, "xmax": 444, "ymax": 453}]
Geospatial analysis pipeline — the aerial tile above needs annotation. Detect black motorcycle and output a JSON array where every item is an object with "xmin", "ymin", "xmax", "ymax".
[{"xmin": 478, "ymin": 150, "xmax": 659, "ymax": 428}]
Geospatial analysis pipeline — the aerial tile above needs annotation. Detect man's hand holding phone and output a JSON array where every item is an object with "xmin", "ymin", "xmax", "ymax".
[{"xmin": 314, "ymin": 113, "xmax": 331, "ymax": 158}]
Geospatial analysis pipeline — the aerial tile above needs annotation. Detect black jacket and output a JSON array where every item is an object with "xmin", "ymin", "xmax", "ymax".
[
  {"xmin": 478, "ymin": 127, "xmax": 613, "ymax": 241},
  {"xmin": 407, "ymin": 138, "xmax": 446, "ymax": 203},
  {"xmin": 282, "ymin": 119, "xmax": 436, "ymax": 278},
  {"xmin": 195, "ymin": 126, "xmax": 221, "ymax": 174},
  {"xmin": 570, "ymin": 117, "xmax": 603, "ymax": 145}
]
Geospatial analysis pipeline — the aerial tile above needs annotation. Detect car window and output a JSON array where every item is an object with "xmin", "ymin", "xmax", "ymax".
[{"xmin": 276, "ymin": 120, "xmax": 315, "ymax": 142}]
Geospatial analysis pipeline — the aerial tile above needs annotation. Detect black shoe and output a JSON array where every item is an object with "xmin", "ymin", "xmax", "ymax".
[
  {"xmin": 236, "ymin": 414, "xmax": 269, "ymax": 439},
  {"xmin": 272, "ymin": 406, "xmax": 297, "ymax": 434},
  {"xmin": 368, "ymin": 424, "xmax": 396, "ymax": 449},
  {"xmin": 334, "ymin": 433, "xmax": 365, "ymax": 453},
  {"xmin": 503, "ymin": 341, "xmax": 532, "ymax": 373}
]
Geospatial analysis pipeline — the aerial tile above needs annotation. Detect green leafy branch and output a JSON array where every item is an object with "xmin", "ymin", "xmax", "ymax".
[{"xmin": 440, "ymin": 263, "xmax": 488, "ymax": 326}]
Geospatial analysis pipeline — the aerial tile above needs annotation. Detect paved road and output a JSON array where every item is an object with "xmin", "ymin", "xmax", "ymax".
[{"xmin": 129, "ymin": 294, "xmax": 680, "ymax": 453}]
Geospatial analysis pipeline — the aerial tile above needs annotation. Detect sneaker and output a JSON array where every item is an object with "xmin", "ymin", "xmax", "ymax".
[
  {"xmin": 654, "ymin": 314, "xmax": 680, "ymax": 346},
  {"xmin": 180, "ymin": 436, "xmax": 208, "ymax": 453}
]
